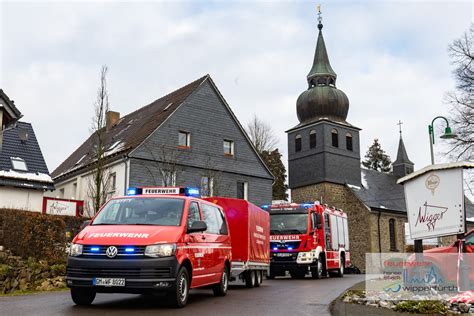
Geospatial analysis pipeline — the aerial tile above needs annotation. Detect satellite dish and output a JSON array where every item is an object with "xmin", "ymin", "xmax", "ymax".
[{"xmin": 18, "ymin": 128, "xmax": 29, "ymax": 143}]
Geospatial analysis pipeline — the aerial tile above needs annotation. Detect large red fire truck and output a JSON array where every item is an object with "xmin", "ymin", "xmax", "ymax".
[
  {"xmin": 263, "ymin": 202, "xmax": 350, "ymax": 279},
  {"xmin": 66, "ymin": 187, "xmax": 269, "ymax": 308}
]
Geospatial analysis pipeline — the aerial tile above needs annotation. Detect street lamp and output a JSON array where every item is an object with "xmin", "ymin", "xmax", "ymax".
[{"xmin": 428, "ymin": 116, "xmax": 457, "ymax": 165}]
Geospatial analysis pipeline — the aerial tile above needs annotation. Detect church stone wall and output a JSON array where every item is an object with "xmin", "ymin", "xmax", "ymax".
[{"xmin": 292, "ymin": 182, "xmax": 371, "ymax": 272}]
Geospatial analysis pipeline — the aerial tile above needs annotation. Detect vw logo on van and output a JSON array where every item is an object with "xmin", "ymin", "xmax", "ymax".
[{"xmin": 106, "ymin": 246, "xmax": 118, "ymax": 258}]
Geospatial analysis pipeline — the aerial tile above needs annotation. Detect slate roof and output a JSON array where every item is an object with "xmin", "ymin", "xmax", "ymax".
[
  {"xmin": 0, "ymin": 89, "xmax": 22, "ymax": 125},
  {"xmin": 393, "ymin": 135, "xmax": 414, "ymax": 165},
  {"xmin": 0, "ymin": 121, "xmax": 54, "ymax": 190},
  {"xmin": 52, "ymin": 75, "xmax": 209, "ymax": 180},
  {"xmin": 348, "ymin": 168, "xmax": 474, "ymax": 222}
]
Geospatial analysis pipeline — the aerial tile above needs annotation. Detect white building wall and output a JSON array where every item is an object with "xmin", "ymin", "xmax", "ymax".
[
  {"xmin": 48, "ymin": 159, "xmax": 128, "ymax": 213},
  {"xmin": 0, "ymin": 187, "xmax": 44, "ymax": 211}
]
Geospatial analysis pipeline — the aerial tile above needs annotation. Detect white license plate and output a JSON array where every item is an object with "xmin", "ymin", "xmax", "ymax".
[
  {"xmin": 93, "ymin": 278, "xmax": 125, "ymax": 287},
  {"xmin": 276, "ymin": 253, "xmax": 292, "ymax": 257}
]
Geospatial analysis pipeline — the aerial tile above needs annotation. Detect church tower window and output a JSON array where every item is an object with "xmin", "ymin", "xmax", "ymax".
[
  {"xmin": 309, "ymin": 130, "xmax": 316, "ymax": 149},
  {"xmin": 295, "ymin": 134, "xmax": 302, "ymax": 152},
  {"xmin": 331, "ymin": 129, "xmax": 338, "ymax": 148},
  {"xmin": 346, "ymin": 132, "xmax": 353, "ymax": 151}
]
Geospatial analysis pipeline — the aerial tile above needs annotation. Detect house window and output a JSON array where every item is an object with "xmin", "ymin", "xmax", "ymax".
[
  {"xmin": 237, "ymin": 181, "xmax": 248, "ymax": 200},
  {"xmin": 178, "ymin": 131, "xmax": 191, "ymax": 147},
  {"xmin": 201, "ymin": 176, "xmax": 214, "ymax": 197},
  {"xmin": 295, "ymin": 134, "xmax": 302, "ymax": 152},
  {"xmin": 331, "ymin": 129, "xmax": 339, "ymax": 148},
  {"xmin": 109, "ymin": 172, "xmax": 117, "ymax": 192},
  {"xmin": 389, "ymin": 218, "xmax": 397, "ymax": 251},
  {"xmin": 59, "ymin": 188, "xmax": 65, "ymax": 199},
  {"xmin": 161, "ymin": 170, "xmax": 176, "ymax": 186},
  {"xmin": 346, "ymin": 133, "xmax": 353, "ymax": 151},
  {"xmin": 73, "ymin": 182, "xmax": 77, "ymax": 199},
  {"xmin": 10, "ymin": 157, "xmax": 27, "ymax": 171},
  {"xmin": 309, "ymin": 130, "xmax": 316, "ymax": 149},
  {"xmin": 223, "ymin": 139, "xmax": 234, "ymax": 156}
]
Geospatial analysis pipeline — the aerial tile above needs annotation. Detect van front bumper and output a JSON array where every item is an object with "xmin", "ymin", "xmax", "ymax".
[{"xmin": 66, "ymin": 256, "xmax": 180, "ymax": 293}]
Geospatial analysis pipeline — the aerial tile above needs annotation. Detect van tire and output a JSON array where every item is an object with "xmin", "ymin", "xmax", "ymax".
[
  {"xmin": 244, "ymin": 270, "xmax": 256, "ymax": 288},
  {"xmin": 169, "ymin": 266, "xmax": 190, "ymax": 308},
  {"xmin": 212, "ymin": 265, "xmax": 229, "ymax": 297},
  {"xmin": 70, "ymin": 287, "xmax": 96, "ymax": 306}
]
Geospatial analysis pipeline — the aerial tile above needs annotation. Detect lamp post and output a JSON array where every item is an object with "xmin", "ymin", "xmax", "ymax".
[{"xmin": 428, "ymin": 116, "xmax": 457, "ymax": 165}]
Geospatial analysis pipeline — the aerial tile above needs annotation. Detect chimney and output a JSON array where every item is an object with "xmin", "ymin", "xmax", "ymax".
[{"xmin": 106, "ymin": 111, "xmax": 120, "ymax": 131}]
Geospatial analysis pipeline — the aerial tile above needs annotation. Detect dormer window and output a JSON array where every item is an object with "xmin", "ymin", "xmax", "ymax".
[{"xmin": 11, "ymin": 157, "xmax": 28, "ymax": 171}]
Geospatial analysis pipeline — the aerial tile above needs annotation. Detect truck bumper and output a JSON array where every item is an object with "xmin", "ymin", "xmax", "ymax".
[
  {"xmin": 66, "ymin": 256, "xmax": 180, "ymax": 294},
  {"xmin": 270, "ymin": 253, "xmax": 317, "ymax": 276}
]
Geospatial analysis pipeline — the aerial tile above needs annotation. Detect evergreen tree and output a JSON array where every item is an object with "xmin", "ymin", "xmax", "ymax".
[
  {"xmin": 260, "ymin": 149, "xmax": 288, "ymax": 201},
  {"xmin": 362, "ymin": 139, "xmax": 392, "ymax": 173}
]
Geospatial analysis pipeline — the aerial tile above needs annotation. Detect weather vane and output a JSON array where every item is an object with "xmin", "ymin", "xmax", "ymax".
[{"xmin": 317, "ymin": 4, "xmax": 322, "ymax": 24}]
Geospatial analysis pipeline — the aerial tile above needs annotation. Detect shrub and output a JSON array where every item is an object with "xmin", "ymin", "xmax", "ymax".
[
  {"xmin": 395, "ymin": 300, "xmax": 447, "ymax": 314},
  {"xmin": 0, "ymin": 209, "xmax": 86, "ymax": 264}
]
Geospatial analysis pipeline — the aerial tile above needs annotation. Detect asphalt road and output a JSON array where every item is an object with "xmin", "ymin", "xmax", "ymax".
[{"xmin": 0, "ymin": 275, "xmax": 364, "ymax": 316}]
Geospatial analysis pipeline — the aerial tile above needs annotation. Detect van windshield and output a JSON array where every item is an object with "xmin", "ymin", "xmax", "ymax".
[
  {"xmin": 270, "ymin": 213, "xmax": 308, "ymax": 235},
  {"xmin": 92, "ymin": 198, "xmax": 185, "ymax": 226}
]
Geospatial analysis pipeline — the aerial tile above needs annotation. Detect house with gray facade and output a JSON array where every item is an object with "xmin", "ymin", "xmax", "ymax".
[{"xmin": 50, "ymin": 75, "xmax": 273, "ymax": 211}]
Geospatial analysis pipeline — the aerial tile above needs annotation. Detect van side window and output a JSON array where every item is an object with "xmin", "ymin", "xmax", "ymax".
[
  {"xmin": 201, "ymin": 204, "xmax": 220, "ymax": 234},
  {"xmin": 187, "ymin": 202, "xmax": 201, "ymax": 229},
  {"xmin": 216, "ymin": 208, "xmax": 228, "ymax": 235}
]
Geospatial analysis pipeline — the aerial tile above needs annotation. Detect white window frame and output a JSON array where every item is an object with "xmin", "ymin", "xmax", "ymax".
[
  {"xmin": 178, "ymin": 131, "xmax": 191, "ymax": 147},
  {"xmin": 223, "ymin": 139, "xmax": 234, "ymax": 156},
  {"xmin": 201, "ymin": 176, "xmax": 214, "ymax": 197}
]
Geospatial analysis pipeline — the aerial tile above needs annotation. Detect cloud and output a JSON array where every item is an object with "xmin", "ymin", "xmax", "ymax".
[{"xmin": 0, "ymin": 0, "xmax": 472, "ymax": 176}]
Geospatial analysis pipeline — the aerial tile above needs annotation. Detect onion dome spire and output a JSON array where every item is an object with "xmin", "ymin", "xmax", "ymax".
[{"xmin": 296, "ymin": 7, "xmax": 349, "ymax": 124}]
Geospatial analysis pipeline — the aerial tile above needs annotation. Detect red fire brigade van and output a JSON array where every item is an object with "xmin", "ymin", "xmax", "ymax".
[
  {"xmin": 264, "ymin": 202, "xmax": 350, "ymax": 279},
  {"xmin": 66, "ymin": 187, "xmax": 231, "ymax": 308}
]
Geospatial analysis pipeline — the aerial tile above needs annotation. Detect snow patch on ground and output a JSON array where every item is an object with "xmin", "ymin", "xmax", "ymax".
[
  {"xmin": 347, "ymin": 184, "xmax": 361, "ymax": 190},
  {"xmin": 361, "ymin": 171, "xmax": 369, "ymax": 189}
]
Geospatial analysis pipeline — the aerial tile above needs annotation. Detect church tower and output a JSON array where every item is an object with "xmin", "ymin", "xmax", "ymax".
[
  {"xmin": 392, "ymin": 128, "xmax": 414, "ymax": 178},
  {"xmin": 287, "ymin": 11, "xmax": 361, "ymax": 201}
]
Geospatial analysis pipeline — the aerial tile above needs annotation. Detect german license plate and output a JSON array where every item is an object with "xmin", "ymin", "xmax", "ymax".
[
  {"xmin": 93, "ymin": 278, "xmax": 125, "ymax": 287},
  {"xmin": 276, "ymin": 253, "xmax": 292, "ymax": 257}
]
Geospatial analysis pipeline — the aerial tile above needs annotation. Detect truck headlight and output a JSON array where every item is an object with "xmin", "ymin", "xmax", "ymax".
[
  {"xmin": 70, "ymin": 243, "xmax": 83, "ymax": 256},
  {"xmin": 145, "ymin": 243, "xmax": 176, "ymax": 258},
  {"xmin": 297, "ymin": 251, "xmax": 314, "ymax": 263}
]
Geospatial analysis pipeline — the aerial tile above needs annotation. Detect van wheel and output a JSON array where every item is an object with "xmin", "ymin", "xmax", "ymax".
[
  {"xmin": 254, "ymin": 270, "xmax": 262, "ymax": 287},
  {"xmin": 169, "ymin": 266, "xmax": 190, "ymax": 308},
  {"xmin": 244, "ymin": 270, "xmax": 256, "ymax": 288},
  {"xmin": 212, "ymin": 265, "xmax": 229, "ymax": 297},
  {"xmin": 70, "ymin": 287, "xmax": 96, "ymax": 306}
]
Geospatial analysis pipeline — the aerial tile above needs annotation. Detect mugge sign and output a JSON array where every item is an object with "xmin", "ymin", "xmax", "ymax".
[{"xmin": 403, "ymin": 168, "xmax": 465, "ymax": 239}]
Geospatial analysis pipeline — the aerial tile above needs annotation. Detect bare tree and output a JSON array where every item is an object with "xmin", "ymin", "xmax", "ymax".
[
  {"xmin": 201, "ymin": 154, "xmax": 224, "ymax": 197},
  {"xmin": 445, "ymin": 24, "xmax": 474, "ymax": 161},
  {"xmin": 87, "ymin": 65, "xmax": 113, "ymax": 215},
  {"xmin": 139, "ymin": 144, "xmax": 183, "ymax": 186},
  {"xmin": 246, "ymin": 114, "xmax": 278, "ymax": 154}
]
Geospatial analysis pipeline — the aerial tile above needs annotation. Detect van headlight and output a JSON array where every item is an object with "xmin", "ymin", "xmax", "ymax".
[
  {"xmin": 145, "ymin": 243, "xmax": 176, "ymax": 257},
  {"xmin": 70, "ymin": 243, "xmax": 83, "ymax": 256}
]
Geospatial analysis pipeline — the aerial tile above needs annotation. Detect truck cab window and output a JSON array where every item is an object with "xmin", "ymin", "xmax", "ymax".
[{"xmin": 187, "ymin": 202, "xmax": 201, "ymax": 229}]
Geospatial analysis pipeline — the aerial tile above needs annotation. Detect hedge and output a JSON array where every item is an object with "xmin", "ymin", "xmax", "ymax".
[{"xmin": 0, "ymin": 209, "xmax": 86, "ymax": 264}]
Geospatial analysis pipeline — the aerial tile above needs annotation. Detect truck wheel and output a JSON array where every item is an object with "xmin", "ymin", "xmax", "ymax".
[
  {"xmin": 245, "ymin": 270, "xmax": 256, "ymax": 288},
  {"xmin": 336, "ymin": 256, "xmax": 345, "ymax": 278},
  {"xmin": 70, "ymin": 287, "xmax": 96, "ymax": 306},
  {"xmin": 212, "ymin": 265, "xmax": 229, "ymax": 297},
  {"xmin": 169, "ymin": 266, "xmax": 190, "ymax": 308},
  {"xmin": 254, "ymin": 270, "xmax": 262, "ymax": 287},
  {"xmin": 311, "ymin": 258, "xmax": 324, "ymax": 279}
]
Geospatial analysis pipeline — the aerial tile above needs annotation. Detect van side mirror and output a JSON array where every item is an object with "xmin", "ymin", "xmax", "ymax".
[
  {"xmin": 187, "ymin": 220, "xmax": 207, "ymax": 234},
  {"xmin": 80, "ymin": 220, "xmax": 91, "ymax": 230}
]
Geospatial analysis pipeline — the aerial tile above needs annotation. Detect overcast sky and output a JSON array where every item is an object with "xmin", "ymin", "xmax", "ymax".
[{"xmin": 0, "ymin": 1, "xmax": 472, "ymax": 182}]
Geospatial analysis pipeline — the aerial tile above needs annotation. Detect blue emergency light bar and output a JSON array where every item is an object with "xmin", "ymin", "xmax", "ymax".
[
  {"xmin": 261, "ymin": 203, "xmax": 314, "ymax": 209},
  {"xmin": 125, "ymin": 247, "xmax": 135, "ymax": 253},
  {"xmin": 126, "ymin": 187, "xmax": 200, "ymax": 197},
  {"xmin": 90, "ymin": 247, "xmax": 100, "ymax": 252}
]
